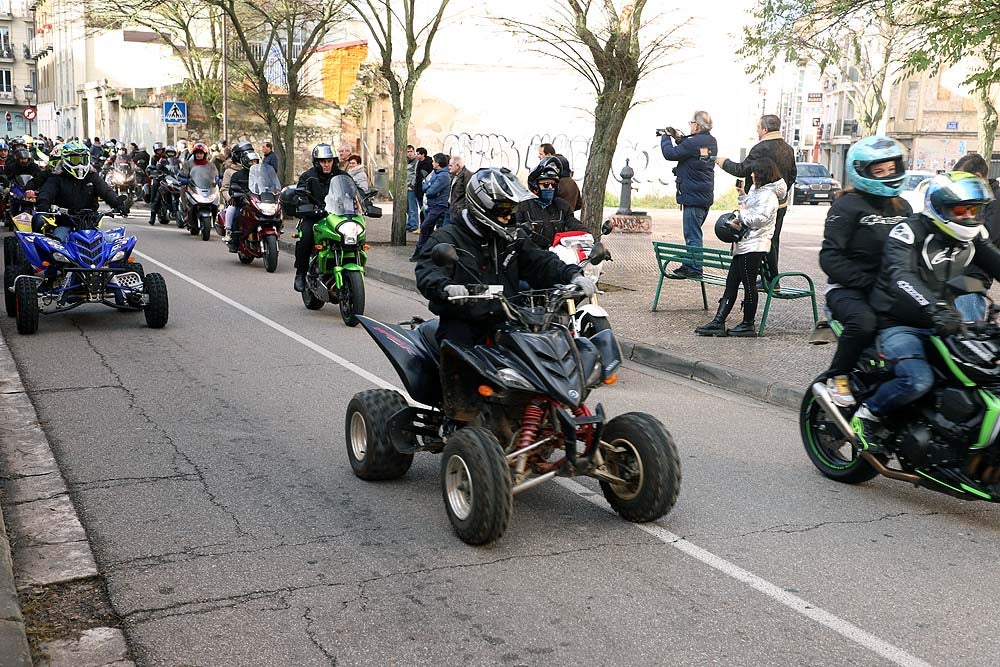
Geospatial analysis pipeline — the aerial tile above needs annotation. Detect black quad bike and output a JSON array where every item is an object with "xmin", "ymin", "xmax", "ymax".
[
  {"xmin": 345, "ymin": 243, "xmax": 681, "ymax": 545},
  {"xmin": 803, "ymin": 277, "xmax": 1000, "ymax": 503}
]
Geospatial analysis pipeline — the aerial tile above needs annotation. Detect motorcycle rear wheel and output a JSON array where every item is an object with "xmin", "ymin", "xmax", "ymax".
[
  {"xmin": 599, "ymin": 412, "xmax": 680, "ymax": 522},
  {"xmin": 440, "ymin": 427, "xmax": 512, "ymax": 545},
  {"xmin": 345, "ymin": 389, "xmax": 414, "ymax": 480},
  {"xmin": 339, "ymin": 270, "xmax": 365, "ymax": 326},
  {"xmin": 800, "ymin": 385, "xmax": 879, "ymax": 483}
]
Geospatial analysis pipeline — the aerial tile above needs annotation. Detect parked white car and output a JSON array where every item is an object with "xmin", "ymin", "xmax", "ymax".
[{"xmin": 899, "ymin": 171, "xmax": 935, "ymax": 212}]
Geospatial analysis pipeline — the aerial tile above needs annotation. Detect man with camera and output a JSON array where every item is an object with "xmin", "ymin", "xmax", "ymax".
[{"xmin": 659, "ymin": 111, "xmax": 717, "ymax": 277}]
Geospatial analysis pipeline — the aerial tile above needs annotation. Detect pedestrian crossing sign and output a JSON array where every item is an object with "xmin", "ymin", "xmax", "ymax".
[{"xmin": 163, "ymin": 101, "xmax": 187, "ymax": 124}]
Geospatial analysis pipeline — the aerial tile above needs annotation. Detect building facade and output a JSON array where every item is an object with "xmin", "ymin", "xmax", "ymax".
[{"xmin": 1, "ymin": 0, "xmax": 37, "ymax": 137}]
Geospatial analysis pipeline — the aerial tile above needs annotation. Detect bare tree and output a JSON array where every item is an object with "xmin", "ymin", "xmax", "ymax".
[
  {"xmin": 344, "ymin": 0, "xmax": 451, "ymax": 246},
  {"xmin": 738, "ymin": 0, "xmax": 919, "ymax": 136},
  {"xmin": 207, "ymin": 0, "xmax": 347, "ymax": 184},
  {"xmin": 501, "ymin": 1, "xmax": 686, "ymax": 233},
  {"xmin": 86, "ymin": 0, "xmax": 224, "ymax": 135}
]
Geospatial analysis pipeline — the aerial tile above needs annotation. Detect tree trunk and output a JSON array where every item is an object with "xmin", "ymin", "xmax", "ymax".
[
  {"xmin": 389, "ymin": 110, "xmax": 410, "ymax": 246},
  {"xmin": 581, "ymin": 86, "xmax": 633, "ymax": 236},
  {"xmin": 976, "ymin": 87, "xmax": 999, "ymax": 161},
  {"xmin": 282, "ymin": 102, "xmax": 298, "ymax": 184}
]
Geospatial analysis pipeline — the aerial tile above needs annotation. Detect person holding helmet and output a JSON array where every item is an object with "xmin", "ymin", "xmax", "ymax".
[
  {"xmin": 414, "ymin": 167, "xmax": 595, "ymax": 348},
  {"xmin": 291, "ymin": 143, "xmax": 347, "ymax": 290},
  {"xmin": 515, "ymin": 155, "xmax": 585, "ymax": 249},
  {"xmin": 694, "ymin": 157, "xmax": 785, "ymax": 337},
  {"xmin": 34, "ymin": 141, "xmax": 129, "ymax": 241},
  {"xmin": 818, "ymin": 136, "xmax": 912, "ymax": 408},
  {"xmin": 852, "ymin": 172, "xmax": 1000, "ymax": 452}
]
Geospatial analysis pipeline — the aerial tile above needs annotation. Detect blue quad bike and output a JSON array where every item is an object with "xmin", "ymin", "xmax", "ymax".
[{"xmin": 3, "ymin": 208, "xmax": 169, "ymax": 335}]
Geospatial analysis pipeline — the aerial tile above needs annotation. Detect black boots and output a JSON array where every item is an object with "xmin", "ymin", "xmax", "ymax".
[
  {"xmin": 727, "ymin": 322, "xmax": 757, "ymax": 337},
  {"xmin": 695, "ymin": 298, "xmax": 733, "ymax": 336},
  {"xmin": 293, "ymin": 273, "xmax": 305, "ymax": 292}
]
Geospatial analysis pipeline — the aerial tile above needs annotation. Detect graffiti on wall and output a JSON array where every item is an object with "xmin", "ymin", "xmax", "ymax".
[{"xmin": 443, "ymin": 131, "xmax": 673, "ymax": 188}]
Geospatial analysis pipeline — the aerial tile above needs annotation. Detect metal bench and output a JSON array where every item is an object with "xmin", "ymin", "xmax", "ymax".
[{"xmin": 651, "ymin": 241, "xmax": 819, "ymax": 337}]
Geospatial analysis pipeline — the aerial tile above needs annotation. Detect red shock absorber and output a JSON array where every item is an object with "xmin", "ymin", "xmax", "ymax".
[
  {"xmin": 573, "ymin": 404, "xmax": 594, "ymax": 449},
  {"xmin": 517, "ymin": 399, "xmax": 546, "ymax": 449}
]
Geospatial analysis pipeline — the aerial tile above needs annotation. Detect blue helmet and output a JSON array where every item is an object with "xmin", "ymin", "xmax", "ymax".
[
  {"xmin": 845, "ymin": 136, "xmax": 907, "ymax": 197},
  {"xmin": 923, "ymin": 171, "xmax": 995, "ymax": 242},
  {"xmin": 0, "ymin": 140, "xmax": 8, "ymax": 152}
]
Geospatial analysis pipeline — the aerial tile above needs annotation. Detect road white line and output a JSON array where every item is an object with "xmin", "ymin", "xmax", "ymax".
[{"xmin": 134, "ymin": 250, "xmax": 932, "ymax": 667}]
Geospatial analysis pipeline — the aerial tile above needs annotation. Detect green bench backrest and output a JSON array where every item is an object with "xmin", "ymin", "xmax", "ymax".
[{"xmin": 653, "ymin": 241, "xmax": 731, "ymax": 271}]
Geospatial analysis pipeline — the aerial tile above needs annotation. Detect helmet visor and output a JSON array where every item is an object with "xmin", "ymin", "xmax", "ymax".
[{"xmin": 64, "ymin": 153, "xmax": 89, "ymax": 166}]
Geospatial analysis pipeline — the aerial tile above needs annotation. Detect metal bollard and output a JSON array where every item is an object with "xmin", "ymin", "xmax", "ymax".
[{"xmin": 615, "ymin": 160, "xmax": 635, "ymax": 215}]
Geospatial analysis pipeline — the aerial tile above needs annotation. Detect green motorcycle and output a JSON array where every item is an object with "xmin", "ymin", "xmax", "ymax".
[{"xmin": 284, "ymin": 175, "xmax": 381, "ymax": 326}]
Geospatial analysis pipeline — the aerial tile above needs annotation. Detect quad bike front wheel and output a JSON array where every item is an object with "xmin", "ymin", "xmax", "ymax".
[
  {"xmin": 800, "ymin": 383, "xmax": 879, "ymax": 484},
  {"xmin": 440, "ymin": 427, "xmax": 513, "ymax": 545},
  {"xmin": 143, "ymin": 273, "xmax": 169, "ymax": 328},
  {"xmin": 598, "ymin": 412, "xmax": 681, "ymax": 523},
  {"xmin": 345, "ymin": 389, "xmax": 414, "ymax": 480},
  {"xmin": 14, "ymin": 277, "xmax": 39, "ymax": 335}
]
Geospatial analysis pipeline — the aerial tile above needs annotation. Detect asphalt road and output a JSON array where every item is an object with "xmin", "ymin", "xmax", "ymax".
[{"xmin": 3, "ymin": 214, "xmax": 1000, "ymax": 666}]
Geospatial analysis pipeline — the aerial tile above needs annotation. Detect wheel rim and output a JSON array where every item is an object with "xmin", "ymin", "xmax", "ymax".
[
  {"xmin": 805, "ymin": 398, "xmax": 861, "ymax": 470},
  {"xmin": 604, "ymin": 438, "xmax": 644, "ymax": 501},
  {"xmin": 445, "ymin": 455, "xmax": 473, "ymax": 520},
  {"xmin": 350, "ymin": 411, "xmax": 367, "ymax": 461}
]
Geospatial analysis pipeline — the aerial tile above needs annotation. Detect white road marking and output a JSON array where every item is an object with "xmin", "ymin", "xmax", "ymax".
[{"xmin": 133, "ymin": 250, "xmax": 932, "ymax": 667}]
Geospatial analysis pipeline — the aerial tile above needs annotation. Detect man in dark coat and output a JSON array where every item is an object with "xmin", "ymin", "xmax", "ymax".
[
  {"xmin": 717, "ymin": 114, "xmax": 797, "ymax": 285},
  {"xmin": 447, "ymin": 155, "xmax": 473, "ymax": 225},
  {"xmin": 660, "ymin": 110, "xmax": 718, "ymax": 276}
]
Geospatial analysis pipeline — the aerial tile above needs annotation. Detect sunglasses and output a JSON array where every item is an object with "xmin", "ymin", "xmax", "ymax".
[
  {"xmin": 538, "ymin": 182, "xmax": 557, "ymax": 189},
  {"xmin": 950, "ymin": 203, "xmax": 983, "ymax": 218}
]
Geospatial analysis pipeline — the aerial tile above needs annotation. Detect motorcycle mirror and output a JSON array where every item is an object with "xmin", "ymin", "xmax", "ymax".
[
  {"xmin": 431, "ymin": 243, "xmax": 460, "ymax": 267},
  {"xmin": 588, "ymin": 242, "xmax": 609, "ymax": 266},
  {"xmin": 601, "ymin": 219, "xmax": 613, "ymax": 236},
  {"xmin": 946, "ymin": 275, "xmax": 988, "ymax": 296}
]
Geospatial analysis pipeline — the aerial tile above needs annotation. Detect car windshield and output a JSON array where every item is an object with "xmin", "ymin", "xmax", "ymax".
[
  {"xmin": 902, "ymin": 174, "xmax": 932, "ymax": 190},
  {"xmin": 190, "ymin": 164, "xmax": 217, "ymax": 189},
  {"xmin": 325, "ymin": 174, "xmax": 361, "ymax": 216},
  {"xmin": 798, "ymin": 164, "xmax": 831, "ymax": 178},
  {"xmin": 249, "ymin": 164, "xmax": 281, "ymax": 195}
]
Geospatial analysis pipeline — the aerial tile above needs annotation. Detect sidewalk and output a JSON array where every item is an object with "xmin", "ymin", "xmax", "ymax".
[{"xmin": 285, "ymin": 201, "xmax": 833, "ymax": 409}]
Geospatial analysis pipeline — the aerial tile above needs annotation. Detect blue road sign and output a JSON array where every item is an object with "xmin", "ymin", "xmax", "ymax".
[
  {"xmin": 163, "ymin": 101, "xmax": 187, "ymax": 124},
  {"xmin": 946, "ymin": 121, "xmax": 959, "ymax": 130}
]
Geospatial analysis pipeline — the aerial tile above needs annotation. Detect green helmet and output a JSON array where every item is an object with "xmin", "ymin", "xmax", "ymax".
[{"xmin": 60, "ymin": 141, "xmax": 91, "ymax": 180}]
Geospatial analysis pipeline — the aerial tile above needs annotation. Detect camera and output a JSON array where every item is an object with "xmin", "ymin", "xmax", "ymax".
[{"xmin": 655, "ymin": 127, "xmax": 676, "ymax": 138}]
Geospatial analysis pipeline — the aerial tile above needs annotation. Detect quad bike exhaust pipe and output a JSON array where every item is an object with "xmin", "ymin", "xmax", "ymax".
[{"xmin": 810, "ymin": 383, "xmax": 922, "ymax": 484}]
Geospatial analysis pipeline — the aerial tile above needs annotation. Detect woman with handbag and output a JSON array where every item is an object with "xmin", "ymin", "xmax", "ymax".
[{"xmin": 695, "ymin": 157, "xmax": 786, "ymax": 337}]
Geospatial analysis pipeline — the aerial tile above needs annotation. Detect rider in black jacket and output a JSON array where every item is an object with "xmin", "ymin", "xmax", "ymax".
[
  {"xmin": 34, "ymin": 142, "xmax": 129, "ymax": 242},
  {"xmin": 415, "ymin": 168, "xmax": 594, "ymax": 348},
  {"xmin": 5, "ymin": 147, "xmax": 46, "ymax": 189},
  {"xmin": 852, "ymin": 172, "xmax": 999, "ymax": 451},
  {"xmin": 292, "ymin": 144, "xmax": 348, "ymax": 291},
  {"xmin": 818, "ymin": 136, "xmax": 911, "ymax": 407},
  {"xmin": 515, "ymin": 156, "xmax": 586, "ymax": 249}
]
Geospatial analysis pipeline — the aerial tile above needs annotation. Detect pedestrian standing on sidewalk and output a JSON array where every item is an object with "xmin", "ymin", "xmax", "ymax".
[
  {"xmin": 405, "ymin": 145, "xmax": 419, "ymax": 232},
  {"xmin": 448, "ymin": 155, "xmax": 472, "ymax": 225},
  {"xmin": 695, "ymin": 158, "xmax": 785, "ymax": 337},
  {"xmin": 410, "ymin": 153, "xmax": 451, "ymax": 261},
  {"xmin": 817, "ymin": 136, "xmax": 910, "ymax": 407},
  {"xmin": 716, "ymin": 115, "xmax": 796, "ymax": 289},
  {"xmin": 660, "ymin": 110, "xmax": 717, "ymax": 277}
]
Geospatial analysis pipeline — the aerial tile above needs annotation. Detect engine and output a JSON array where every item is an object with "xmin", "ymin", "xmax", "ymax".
[{"xmin": 898, "ymin": 387, "xmax": 984, "ymax": 467}]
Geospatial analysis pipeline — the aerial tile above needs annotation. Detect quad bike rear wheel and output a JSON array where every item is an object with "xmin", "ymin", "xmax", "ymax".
[
  {"xmin": 14, "ymin": 277, "xmax": 39, "ymax": 335},
  {"xmin": 345, "ymin": 389, "xmax": 414, "ymax": 480}
]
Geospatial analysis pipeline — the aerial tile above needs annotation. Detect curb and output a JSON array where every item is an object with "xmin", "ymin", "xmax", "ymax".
[
  {"xmin": 276, "ymin": 237, "xmax": 801, "ymax": 410},
  {"xmin": 0, "ymin": 328, "xmax": 133, "ymax": 666}
]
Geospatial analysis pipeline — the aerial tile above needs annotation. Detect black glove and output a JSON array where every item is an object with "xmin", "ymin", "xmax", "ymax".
[{"xmin": 929, "ymin": 301, "xmax": 963, "ymax": 336}]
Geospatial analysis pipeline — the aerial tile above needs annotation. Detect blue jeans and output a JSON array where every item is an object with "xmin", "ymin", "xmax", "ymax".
[
  {"xmin": 865, "ymin": 326, "xmax": 935, "ymax": 417},
  {"xmin": 682, "ymin": 205, "xmax": 708, "ymax": 271},
  {"xmin": 955, "ymin": 293, "xmax": 987, "ymax": 322},
  {"xmin": 406, "ymin": 190, "xmax": 419, "ymax": 231}
]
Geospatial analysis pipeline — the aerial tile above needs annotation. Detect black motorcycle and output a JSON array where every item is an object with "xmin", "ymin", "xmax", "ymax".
[
  {"xmin": 803, "ymin": 276, "xmax": 1000, "ymax": 502},
  {"xmin": 345, "ymin": 243, "xmax": 681, "ymax": 544}
]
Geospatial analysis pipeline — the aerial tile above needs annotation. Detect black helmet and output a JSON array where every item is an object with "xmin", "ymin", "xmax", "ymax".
[
  {"xmin": 714, "ymin": 212, "xmax": 747, "ymax": 243},
  {"xmin": 465, "ymin": 168, "xmax": 535, "ymax": 241},
  {"xmin": 231, "ymin": 141, "xmax": 253, "ymax": 164},
  {"xmin": 14, "ymin": 148, "xmax": 30, "ymax": 163},
  {"xmin": 152, "ymin": 142, "xmax": 164, "ymax": 154},
  {"xmin": 311, "ymin": 143, "xmax": 336, "ymax": 171},
  {"xmin": 527, "ymin": 157, "xmax": 562, "ymax": 192}
]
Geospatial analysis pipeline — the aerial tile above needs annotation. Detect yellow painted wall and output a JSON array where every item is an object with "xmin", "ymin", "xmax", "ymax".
[{"xmin": 320, "ymin": 43, "xmax": 368, "ymax": 104}]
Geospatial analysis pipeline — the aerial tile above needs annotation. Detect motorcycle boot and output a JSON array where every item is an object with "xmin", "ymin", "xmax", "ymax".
[
  {"xmin": 293, "ymin": 273, "xmax": 305, "ymax": 292},
  {"xmin": 851, "ymin": 404, "xmax": 883, "ymax": 454},
  {"xmin": 227, "ymin": 231, "xmax": 240, "ymax": 253},
  {"xmin": 695, "ymin": 297, "xmax": 733, "ymax": 336}
]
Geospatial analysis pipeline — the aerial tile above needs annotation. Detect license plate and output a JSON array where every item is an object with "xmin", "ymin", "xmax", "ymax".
[{"xmin": 813, "ymin": 193, "xmax": 828, "ymax": 198}]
